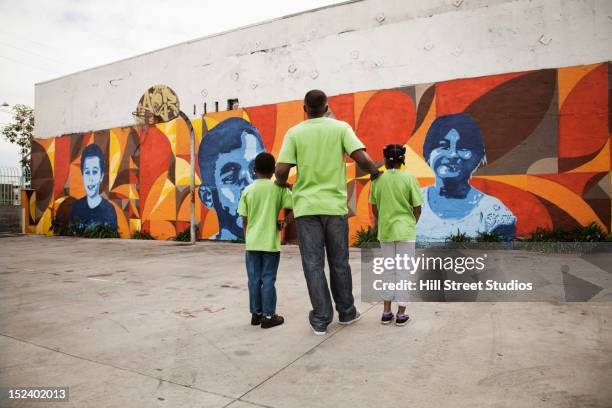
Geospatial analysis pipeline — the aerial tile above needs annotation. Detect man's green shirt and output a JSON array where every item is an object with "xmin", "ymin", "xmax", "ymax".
[
  {"xmin": 277, "ymin": 117, "xmax": 365, "ymax": 218},
  {"xmin": 237, "ymin": 179, "xmax": 293, "ymax": 252},
  {"xmin": 369, "ymin": 169, "xmax": 423, "ymax": 242}
]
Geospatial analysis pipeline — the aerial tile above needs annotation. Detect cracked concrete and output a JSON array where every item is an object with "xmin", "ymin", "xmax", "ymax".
[{"xmin": 0, "ymin": 235, "xmax": 611, "ymax": 407}]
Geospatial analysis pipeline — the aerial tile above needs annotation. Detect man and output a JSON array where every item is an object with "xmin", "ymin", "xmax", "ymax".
[
  {"xmin": 275, "ymin": 89, "xmax": 380, "ymax": 335},
  {"xmin": 198, "ymin": 117, "xmax": 264, "ymax": 240}
]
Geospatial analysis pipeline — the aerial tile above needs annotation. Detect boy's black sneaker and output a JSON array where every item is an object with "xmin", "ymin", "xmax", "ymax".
[
  {"xmin": 251, "ymin": 313, "xmax": 263, "ymax": 326},
  {"xmin": 261, "ymin": 314, "xmax": 284, "ymax": 329},
  {"xmin": 381, "ymin": 312, "xmax": 394, "ymax": 325},
  {"xmin": 395, "ymin": 313, "xmax": 410, "ymax": 326}
]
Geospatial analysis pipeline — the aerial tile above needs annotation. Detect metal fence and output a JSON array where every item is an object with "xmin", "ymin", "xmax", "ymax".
[{"xmin": 0, "ymin": 166, "xmax": 30, "ymax": 206}]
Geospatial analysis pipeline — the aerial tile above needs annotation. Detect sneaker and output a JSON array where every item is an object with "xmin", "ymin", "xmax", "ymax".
[
  {"xmin": 381, "ymin": 311, "xmax": 394, "ymax": 325},
  {"xmin": 251, "ymin": 313, "xmax": 262, "ymax": 326},
  {"xmin": 310, "ymin": 324, "xmax": 327, "ymax": 336},
  {"xmin": 395, "ymin": 313, "xmax": 410, "ymax": 326},
  {"xmin": 261, "ymin": 314, "xmax": 284, "ymax": 329},
  {"xmin": 338, "ymin": 311, "xmax": 361, "ymax": 325}
]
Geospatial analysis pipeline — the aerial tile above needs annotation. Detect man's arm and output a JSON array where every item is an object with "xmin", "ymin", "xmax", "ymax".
[
  {"xmin": 242, "ymin": 216, "xmax": 248, "ymax": 238},
  {"xmin": 371, "ymin": 204, "xmax": 379, "ymax": 230},
  {"xmin": 413, "ymin": 206, "xmax": 421, "ymax": 224},
  {"xmin": 274, "ymin": 163, "xmax": 294, "ymax": 188},
  {"xmin": 350, "ymin": 149, "xmax": 381, "ymax": 180}
]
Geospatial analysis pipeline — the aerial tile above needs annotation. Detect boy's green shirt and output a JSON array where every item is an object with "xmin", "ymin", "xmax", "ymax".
[
  {"xmin": 238, "ymin": 179, "xmax": 293, "ymax": 252},
  {"xmin": 277, "ymin": 117, "xmax": 365, "ymax": 218},
  {"xmin": 369, "ymin": 169, "xmax": 423, "ymax": 242}
]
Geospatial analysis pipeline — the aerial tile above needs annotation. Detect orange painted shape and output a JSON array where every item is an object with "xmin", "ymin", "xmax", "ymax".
[
  {"xmin": 408, "ymin": 95, "xmax": 436, "ymax": 158},
  {"xmin": 354, "ymin": 91, "xmax": 376, "ymax": 127},
  {"xmin": 149, "ymin": 220, "xmax": 176, "ymax": 240},
  {"xmin": 559, "ymin": 64, "xmax": 608, "ymax": 158},
  {"xmin": 273, "ymin": 100, "xmax": 304, "ymax": 157},
  {"xmin": 557, "ymin": 63, "xmax": 602, "ymax": 107}
]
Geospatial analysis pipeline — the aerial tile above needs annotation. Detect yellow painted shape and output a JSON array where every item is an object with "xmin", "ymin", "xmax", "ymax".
[
  {"xmin": 108, "ymin": 130, "xmax": 121, "ymax": 189},
  {"xmin": 48, "ymin": 139, "xmax": 55, "ymax": 176},
  {"xmin": 36, "ymin": 208, "xmax": 52, "ymax": 236},
  {"xmin": 175, "ymin": 157, "xmax": 201, "ymax": 186},
  {"xmin": 130, "ymin": 218, "xmax": 141, "ymax": 233},
  {"xmin": 568, "ymin": 140, "xmax": 610, "ymax": 173},
  {"xmin": 404, "ymin": 145, "xmax": 435, "ymax": 178},
  {"xmin": 482, "ymin": 175, "xmax": 606, "ymax": 230}
]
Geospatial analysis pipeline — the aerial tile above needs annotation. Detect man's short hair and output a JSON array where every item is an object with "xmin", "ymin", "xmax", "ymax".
[
  {"xmin": 80, "ymin": 143, "xmax": 105, "ymax": 172},
  {"xmin": 304, "ymin": 89, "xmax": 327, "ymax": 113},
  {"xmin": 254, "ymin": 152, "xmax": 276, "ymax": 175},
  {"xmin": 198, "ymin": 117, "xmax": 263, "ymax": 186}
]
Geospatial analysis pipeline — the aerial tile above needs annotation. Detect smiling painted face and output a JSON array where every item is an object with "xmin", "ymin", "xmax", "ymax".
[
  {"xmin": 428, "ymin": 128, "xmax": 481, "ymax": 181},
  {"xmin": 82, "ymin": 156, "xmax": 103, "ymax": 199}
]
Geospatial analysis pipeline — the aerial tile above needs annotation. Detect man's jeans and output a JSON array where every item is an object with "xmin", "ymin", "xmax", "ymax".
[
  {"xmin": 245, "ymin": 251, "xmax": 280, "ymax": 316},
  {"xmin": 295, "ymin": 215, "xmax": 357, "ymax": 331}
]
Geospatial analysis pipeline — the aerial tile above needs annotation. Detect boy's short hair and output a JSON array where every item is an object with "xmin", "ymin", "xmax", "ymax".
[
  {"xmin": 254, "ymin": 152, "xmax": 276, "ymax": 175},
  {"xmin": 80, "ymin": 143, "xmax": 105, "ymax": 172}
]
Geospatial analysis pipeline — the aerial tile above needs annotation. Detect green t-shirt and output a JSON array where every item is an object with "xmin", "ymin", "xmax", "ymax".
[
  {"xmin": 277, "ymin": 117, "xmax": 365, "ymax": 218},
  {"xmin": 369, "ymin": 169, "xmax": 423, "ymax": 242},
  {"xmin": 237, "ymin": 179, "xmax": 293, "ymax": 252}
]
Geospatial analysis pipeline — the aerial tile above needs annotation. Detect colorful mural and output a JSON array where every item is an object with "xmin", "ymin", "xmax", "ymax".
[{"xmin": 26, "ymin": 62, "xmax": 611, "ymax": 241}]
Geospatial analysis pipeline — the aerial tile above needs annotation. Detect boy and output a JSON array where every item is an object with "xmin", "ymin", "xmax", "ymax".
[{"xmin": 237, "ymin": 152, "xmax": 293, "ymax": 329}]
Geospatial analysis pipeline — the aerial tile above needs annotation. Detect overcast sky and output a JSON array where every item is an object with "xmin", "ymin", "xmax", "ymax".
[{"xmin": 0, "ymin": 0, "xmax": 343, "ymax": 168}]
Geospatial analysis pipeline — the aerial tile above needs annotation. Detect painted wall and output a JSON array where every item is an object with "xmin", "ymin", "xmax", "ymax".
[
  {"xmin": 34, "ymin": 0, "xmax": 612, "ymax": 139},
  {"xmin": 26, "ymin": 63, "xmax": 612, "ymax": 241}
]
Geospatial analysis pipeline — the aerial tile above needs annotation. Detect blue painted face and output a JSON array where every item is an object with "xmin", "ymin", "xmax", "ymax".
[
  {"xmin": 212, "ymin": 131, "xmax": 262, "ymax": 228},
  {"xmin": 428, "ymin": 128, "xmax": 480, "ymax": 182},
  {"xmin": 82, "ymin": 156, "xmax": 102, "ymax": 199}
]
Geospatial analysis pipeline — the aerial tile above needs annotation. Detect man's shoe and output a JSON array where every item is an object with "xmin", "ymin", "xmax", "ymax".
[
  {"xmin": 381, "ymin": 311, "xmax": 394, "ymax": 325},
  {"xmin": 261, "ymin": 314, "xmax": 284, "ymax": 329},
  {"xmin": 251, "ymin": 313, "xmax": 262, "ymax": 326},
  {"xmin": 395, "ymin": 313, "xmax": 410, "ymax": 326},
  {"xmin": 310, "ymin": 324, "xmax": 327, "ymax": 336},
  {"xmin": 339, "ymin": 311, "xmax": 361, "ymax": 325}
]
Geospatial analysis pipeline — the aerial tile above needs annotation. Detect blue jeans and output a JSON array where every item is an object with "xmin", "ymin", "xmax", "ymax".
[
  {"xmin": 245, "ymin": 251, "xmax": 280, "ymax": 316},
  {"xmin": 296, "ymin": 215, "xmax": 357, "ymax": 331}
]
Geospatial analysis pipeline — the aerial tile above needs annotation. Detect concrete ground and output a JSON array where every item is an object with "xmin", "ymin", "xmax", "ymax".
[{"xmin": 0, "ymin": 235, "xmax": 611, "ymax": 408}]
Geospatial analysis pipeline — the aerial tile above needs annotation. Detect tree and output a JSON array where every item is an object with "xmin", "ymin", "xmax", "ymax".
[{"xmin": 1, "ymin": 104, "xmax": 34, "ymax": 173}]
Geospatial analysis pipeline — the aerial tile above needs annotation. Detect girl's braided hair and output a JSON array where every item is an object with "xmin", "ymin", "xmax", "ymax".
[{"xmin": 383, "ymin": 144, "xmax": 406, "ymax": 165}]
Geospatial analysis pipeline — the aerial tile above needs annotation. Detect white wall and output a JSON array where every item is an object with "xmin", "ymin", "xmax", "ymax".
[{"xmin": 34, "ymin": 0, "xmax": 612, "ymax": 138}]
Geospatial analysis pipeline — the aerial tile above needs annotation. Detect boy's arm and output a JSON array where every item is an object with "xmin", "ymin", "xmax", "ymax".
[
  {"xmin": 413, "ymin": 206, "xmax": 421, "ymax": 224},
  {"xmin": 371, "ymin": 205, "xmax": 379, "ymax": 230}
]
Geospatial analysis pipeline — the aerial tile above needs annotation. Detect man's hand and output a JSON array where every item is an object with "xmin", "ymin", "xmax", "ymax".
[
  {"xmin": 351, "ymin": 149, "xmax": 381, "ymax": 179},
  {"xmin": 274, "ymin": 162, "xmax": 294, "ymax": 188}
]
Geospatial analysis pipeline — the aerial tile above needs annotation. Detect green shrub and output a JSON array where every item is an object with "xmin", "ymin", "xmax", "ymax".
[
  {"xmin": 476, "ymin": 230, "xmax": 503, "ymax": 243},
  {"xmin": 446, "ymin": 229, "xmax": 472, "ymax": 243},
  {"xmin": 49, "ymin": 218, "xmax": 118, "ymax": 238},
  {"xmin": 83, "ymin": 224, "xmax": 120, "ymax": 239},
  {"xmin": 173, "ymin": 225, "xmax": 198, "ymax": 242},
  {"xmin": 526, "ymin": 222, "xmax": 611, "ymax": 242},
  {"xmin": 352, "ymin": 226, "xmax": 378, "ymax": 247},
  {"xmin": 131, "ymin": 230, "xmax": 156, "ymax": 240}
]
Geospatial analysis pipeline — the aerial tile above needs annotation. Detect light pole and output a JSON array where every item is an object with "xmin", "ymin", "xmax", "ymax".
[{"xmin": 134, "ymin": 85, "xmax": 196, "ymax": 244}]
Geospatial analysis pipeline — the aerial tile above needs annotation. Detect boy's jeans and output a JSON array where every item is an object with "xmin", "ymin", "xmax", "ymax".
[
  {"xmin": 295, "ymin": 215, "xmax": 357, "ymax": 331},
  {"xmin": 245, "ymin": 251, "xmax": 280, "ymax": 316}
]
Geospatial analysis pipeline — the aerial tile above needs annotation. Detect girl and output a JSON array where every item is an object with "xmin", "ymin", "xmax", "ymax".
[{"xmin": 369, "ymin": 144, "xmax": 423, "ymax": 326}]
